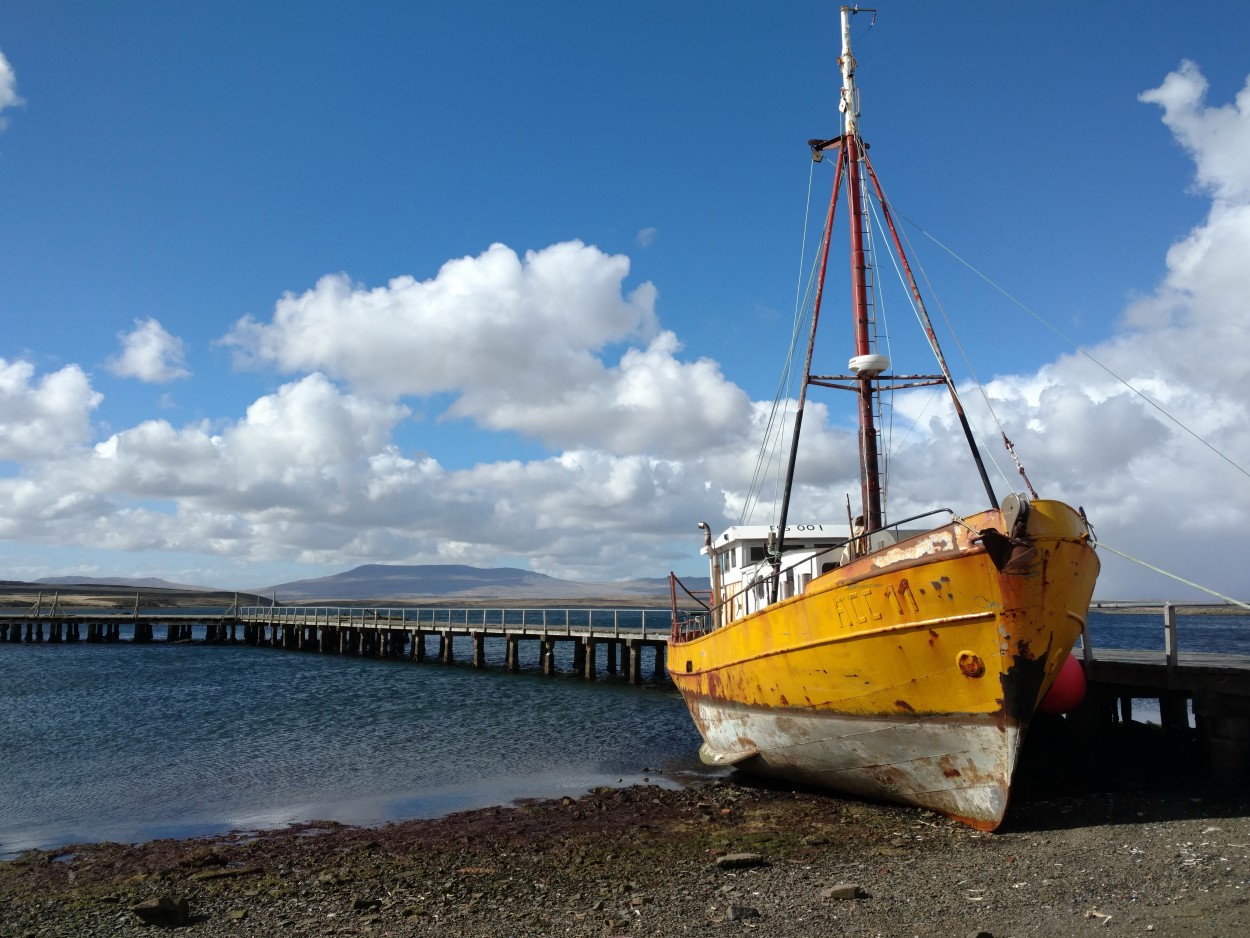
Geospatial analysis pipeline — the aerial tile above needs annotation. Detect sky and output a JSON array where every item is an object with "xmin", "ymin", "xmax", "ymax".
[{"xmin": 1, "ymin": 1, "xmax": 1250, "ymax": 600}]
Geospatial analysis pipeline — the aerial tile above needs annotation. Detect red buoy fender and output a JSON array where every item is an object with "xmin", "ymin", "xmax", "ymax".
[{"xmin": 1038, "ymin": 653, "xmax": 1086, "ymax": 715}]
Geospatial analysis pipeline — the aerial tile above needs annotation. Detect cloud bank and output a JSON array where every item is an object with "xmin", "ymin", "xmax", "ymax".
[{"xmin": 2, "ymin": 62, "xmax": 1250, "ymax": 598}]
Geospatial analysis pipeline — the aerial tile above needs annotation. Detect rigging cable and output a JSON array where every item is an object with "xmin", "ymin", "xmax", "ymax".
[
  {"xmin": 887, "ymin": 213, "xmax": 1250, "ymax": 602},
  {"xmin": 862, "ymin": 191, "xmax": 896, "ymax": 512},
  {"xmin": 882, "ymin": 204, "xmax": 1031, "ymax": 498},
  {"xmin": 863, "ymin": 193, "xmax": 1015, "ymax": 498},
  {"xmin": 908, "ymin": 219, "xmax": 1250, "ymax": 484},
  {"xmin": 1097, "ymin": 542, "xmax": 1250, "ymax": 611},
  {"xmin": 739, "ymin": 159, "xmax": 824, "ymax": 525}
]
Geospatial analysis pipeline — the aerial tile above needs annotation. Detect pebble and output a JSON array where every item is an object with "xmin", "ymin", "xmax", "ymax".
[
  {"xmin": 131, "ymin": 895, "xmax": 189, "ymax": 927},
  {"xmin": 715, "ymin": 852, "xmax": 768, "ymax": 870},
  {"xmin": 822, "ymin": 882, "xmax": 864, "ymax": 900}
]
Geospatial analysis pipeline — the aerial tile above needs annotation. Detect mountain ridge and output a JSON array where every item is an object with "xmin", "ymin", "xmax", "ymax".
[
  {"xmin": 255, "ymin": 563, "xmax": 709, "ymax": 602},
  {"xmin": 36, "ymin": 575, "xmax": 212, "ymax": 591},
  {"xmin": 31, "ymin": 564, "xmax": 711, "ymax": 602}
]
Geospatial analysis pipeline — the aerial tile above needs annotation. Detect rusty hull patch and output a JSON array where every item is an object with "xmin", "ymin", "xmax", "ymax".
[
  {"xmin": 937, "ymin": 754, "xmax": 963, "ymax": 779},
  {"xmin": 684, "ymin": 692, "xmax": 1018, "ymax": 829},
  {"xmin": 958, "ymin": 652, "xmax": 986, "ymax": 678},
  {"xmin": 869, "ymin": 529, "xmax": 958, "ymax": 572},
  {"xmin": 998, "ymin": 634, "xmax": 1054, "ymax": 724}
]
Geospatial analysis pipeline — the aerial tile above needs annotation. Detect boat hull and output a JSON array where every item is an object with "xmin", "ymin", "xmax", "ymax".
[
  {"xmin": 690, "ymin": 697, "xmax": 1019, "ymax": 827},
  {"xmin": 669, "ymin": 499, "xmax": 1099, "ymax": 830}
]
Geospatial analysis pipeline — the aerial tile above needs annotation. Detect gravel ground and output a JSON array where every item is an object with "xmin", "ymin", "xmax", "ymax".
[
  {"xmin": 3, "ymin": 782, "xmax": 1248, "ymax": 938},
  {"xmin": 4, "ymin": 722, "xmax": 1248, "ymax": 938}
]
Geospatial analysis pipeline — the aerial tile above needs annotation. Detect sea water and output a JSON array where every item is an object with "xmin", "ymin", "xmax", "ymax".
[
  {"xmin": 0, "ymin": 617, "xmax": 705, "ymax": 857},
  {"xmin": 1087, "ymin": 609, "xmax": 1250, "ymax": 655},
  {"xmin": 2, "ymin": 607, "xmax": 1246, "ymax": 857}
]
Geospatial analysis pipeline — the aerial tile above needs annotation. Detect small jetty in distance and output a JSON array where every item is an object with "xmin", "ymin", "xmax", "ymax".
[{"xmin": 0, "ymin": 586, "xmax": 675, "ymax": 684}]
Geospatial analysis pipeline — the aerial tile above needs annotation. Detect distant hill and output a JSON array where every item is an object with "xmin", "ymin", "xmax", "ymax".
[
  {"xmin": 35, "ymin": 575, "xmax": 211, "ymax": 591},
  {"xmin": 258, "ymin": 564, "xmax": 710, "ymax": 603}
]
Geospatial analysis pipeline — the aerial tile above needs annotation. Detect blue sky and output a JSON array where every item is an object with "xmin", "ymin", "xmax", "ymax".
[{"xmin": 2, "ymin": 1, "xmax": 1250, "ymax": 599}]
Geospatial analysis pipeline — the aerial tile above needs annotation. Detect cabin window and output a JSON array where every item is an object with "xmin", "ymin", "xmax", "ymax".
[{"xmin": 749, "ymin": 546, "xmax": 767, "ymax": 562}]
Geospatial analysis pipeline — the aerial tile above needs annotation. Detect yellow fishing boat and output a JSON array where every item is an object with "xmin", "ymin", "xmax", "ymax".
[{"xmin": 668, "ymin": 6, "xmax": 1100, "ymax": 831}]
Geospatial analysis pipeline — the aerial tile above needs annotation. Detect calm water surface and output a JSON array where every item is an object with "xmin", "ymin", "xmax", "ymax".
[
  {"xmin": 2, "ymin": 607, "xmax": 1247, "ymax": 856},
  {"xmin": 0, "ymin": 620, "xmax": 705, "ymax": 857},
  {"xmin": 1086, "ymin": 609, "xmax": 1250, "ymax": 655}
]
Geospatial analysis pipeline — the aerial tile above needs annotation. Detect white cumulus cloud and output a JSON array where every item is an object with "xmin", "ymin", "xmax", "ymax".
[
  {"xmin": 0, "ymin": 359, "xmax": 102, "ymax": 462},
  {"xmin": 221, "ymin": 240, "xmax": 754, "ymax": 458},
  {"xmin": 223, "ymin": 241, "xmax": 658, "ymax": 398},
  {"xmin": 4, "ymin": 61, "xmax": 1250, "ymax": 602},
  {"xmin": 0, "ymin": 50, "xmax": 21, "ymax": 130},
  {"xmin": 1139, "ymin": 60, "xmax": 1250, "ymax": 203},
  {"xmin": 106, "ymin": 318, "xmax": 191, "ymax": 383}
]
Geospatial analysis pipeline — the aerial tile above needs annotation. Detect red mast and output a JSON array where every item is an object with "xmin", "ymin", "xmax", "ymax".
[
  {"xmin": 772, "ymin": 6, "xmax": 999, "ymax": 597},
  {"xmin": 839, "ymin": 10, "xmax": 883, "ymax": 532}
]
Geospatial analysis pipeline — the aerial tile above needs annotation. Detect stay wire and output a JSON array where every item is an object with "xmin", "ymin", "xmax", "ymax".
[
  {"xmin": 1098, "ymin": 541, "xmax": 1250, "ymax": 610},
  {"xmin": 865, "ymin": 190, "xmax": 1016, "ymax": 497},
  {"xmin": 862, "ymin": 188, "xmax": 896, "ymax": 508},
  {"xmin": 740, "ymin": 160, "xmax": 823, "ymax": 525},
  {"xmin": 891, "ymin": 213, "xmax": 1250, "ymax": 606},
  {"xmin": 885, "ymin": 206, "xmax": 1024, "ymax": 497},
  {"xmin": 908, "ymin": 218, "xmax": 1250, "ymax": 485}
]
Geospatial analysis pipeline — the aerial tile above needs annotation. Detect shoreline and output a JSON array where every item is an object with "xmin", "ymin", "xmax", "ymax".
[
  {"xmin": 0, "ymin": 764, "xmax": 710, "ymax": 863},
  {"xmin": 4, "ymin": 719, "xmax": 1249, "ymax": 937},
  {"xmin": 4, "ymin": 777, "xmax": 1248, "ymax": 937}
]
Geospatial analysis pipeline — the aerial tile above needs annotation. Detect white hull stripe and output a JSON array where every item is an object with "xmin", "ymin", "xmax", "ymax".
[{"xmin": 689, "ymin": 695, "xmax": 1022, "ymax": 827}]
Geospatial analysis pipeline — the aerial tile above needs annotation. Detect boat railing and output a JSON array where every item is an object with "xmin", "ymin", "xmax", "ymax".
[
  {"xmin": 873, "ymin": 507, "xmax": 956, "ymax": 541},
  {"xmin": 669, "ymin": 567, "xmax": 788, "ymax": 639},
  {"xmin": 669, "ymin": 512, "xmax": 956, "ymax": 640},
  {"xmin": 669, "ymin": 573, "xmax": 715, "ymax": 642}
]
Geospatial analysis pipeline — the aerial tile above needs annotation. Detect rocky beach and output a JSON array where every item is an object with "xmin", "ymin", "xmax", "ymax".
[
  {"xmin": 5, "ymin": 598, "xmax": 1250, "ymax": 937},
  {"xmin": 4, "ymin": 735, "xmax": 1248, "ymax": 938}
]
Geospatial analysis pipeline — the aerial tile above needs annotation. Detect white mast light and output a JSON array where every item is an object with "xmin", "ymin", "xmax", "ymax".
[{"xmin": 849, "ymin": 353, "xmax": 890, "ymax": 376}]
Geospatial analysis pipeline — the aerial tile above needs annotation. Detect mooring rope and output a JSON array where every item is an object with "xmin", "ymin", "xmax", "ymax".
[{"xmin": 1098, "ymin": 541, "xmax": 1250, "ymax": 611}]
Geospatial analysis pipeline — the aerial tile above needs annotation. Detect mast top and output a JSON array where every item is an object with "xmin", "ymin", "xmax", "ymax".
[{"xmin": 839, "ymin": 6, "xmax": 874, "ymax": 138}]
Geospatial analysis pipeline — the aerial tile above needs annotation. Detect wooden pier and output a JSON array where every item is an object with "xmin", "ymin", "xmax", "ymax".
[
  {"xmin": 1077, "ymin": 644, "xmax": 1250, "ymax": 785},
  {"xmin": 4, "ymin": 599, "xmax": 1250, "ymax": 783},
  {"xmin": 0, "ymin": 604, "xmax": 670, "ymax": 684},
  {"xmin": 1075, "ymin": 603, "xmax": 1250, "ymax": 770}
]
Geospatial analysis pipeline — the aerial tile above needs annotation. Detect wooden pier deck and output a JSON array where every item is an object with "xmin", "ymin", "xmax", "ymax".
[
  {"xmin": 5, "ymin": 600, "xmax": 1250, "ymax": 781},
  {"xmin": 1075, "ymin": 646, "xmax": 1250, "ymax": 781},
  {"xmin": 0, "ymin": 605, "xmax": 672, "ymax": 684}
]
